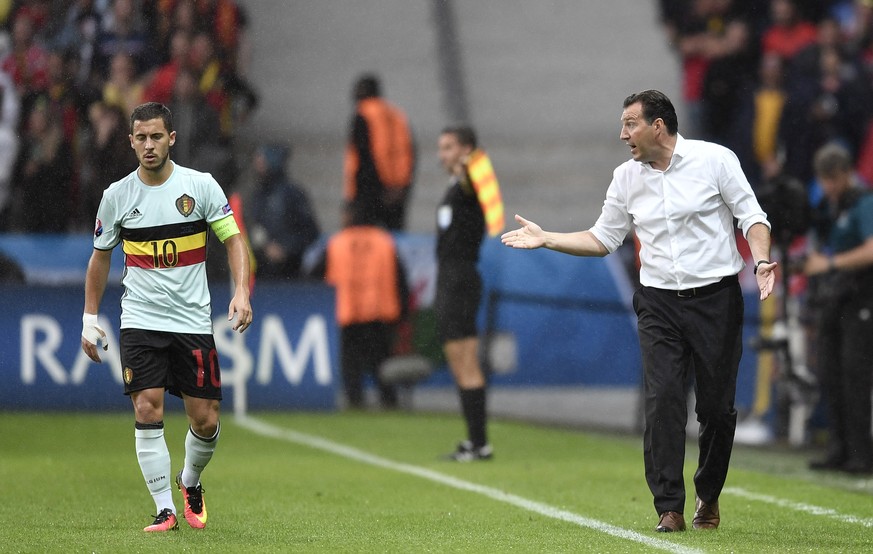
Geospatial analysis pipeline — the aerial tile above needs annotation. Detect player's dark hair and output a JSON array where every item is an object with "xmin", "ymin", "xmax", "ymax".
[
  {"xmin": 623, "ymin": 90, "xmax": 678, "ymax": 135},
  {"xmin": 441, "ymin": 124, "xmax": 477, "ymax": 149},
  {"xmin": 130, "ymin": 102, "xmax": 174, "ymax": 134}
]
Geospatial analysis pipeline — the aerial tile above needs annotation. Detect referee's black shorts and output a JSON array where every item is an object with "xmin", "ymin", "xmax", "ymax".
[
  {"xmin": 120, "ymin": 328, "xmax": 223, "ymax": 400},
  {"xmin": 435, "ymin": 260, "xmax": 482, "ymax": 342}
]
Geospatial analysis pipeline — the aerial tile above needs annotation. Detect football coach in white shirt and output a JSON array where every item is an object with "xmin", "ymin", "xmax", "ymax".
[{"xmin": 502, "ymin": 90, "xmax": 776, "ymax": 533}]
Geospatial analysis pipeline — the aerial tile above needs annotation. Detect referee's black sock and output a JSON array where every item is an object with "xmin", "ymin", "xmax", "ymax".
[{"xmin": 459, "ymin": 386, "xmax": 488, "ymax": 448}]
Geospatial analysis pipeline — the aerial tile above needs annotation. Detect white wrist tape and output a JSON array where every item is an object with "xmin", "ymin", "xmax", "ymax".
[{"xmin": 82, "ymin": 313, "xmax": 108, "ymax": 350}]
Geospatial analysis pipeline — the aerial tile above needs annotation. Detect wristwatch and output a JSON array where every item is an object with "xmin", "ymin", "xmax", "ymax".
[{"xmin": 753, "ymin": 260, "xmax": 770, "ymax": 275}]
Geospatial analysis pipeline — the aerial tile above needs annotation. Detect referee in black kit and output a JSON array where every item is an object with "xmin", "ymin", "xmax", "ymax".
[
  {"xmin": 502, "ymin": 90, "xmax": 776, "ymax": 533},
  {"xmin": 435, "ymin": 125, "xmax": 493, "ymax": 462}
]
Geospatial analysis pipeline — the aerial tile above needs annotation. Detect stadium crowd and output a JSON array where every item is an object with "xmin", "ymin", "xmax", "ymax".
[
  {"xmin": 0, "ymin": 0, "xmax": 256, "ymax": 234},
  {"xmin": 658, "ymin": 0, "xmax": 873, "ymax": 199}
]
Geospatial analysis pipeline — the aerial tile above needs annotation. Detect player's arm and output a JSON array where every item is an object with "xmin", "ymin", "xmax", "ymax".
[
  {"xmin": 502, "ymin": 214, "xmax": 608, "ymax": 257},
  {"xmin": 224, "ymin": 232, "xmax": 253, "ymax": 333},
  {"xmin": 82, "ymin": 248, "xmax": 112, "ymax": 362}
]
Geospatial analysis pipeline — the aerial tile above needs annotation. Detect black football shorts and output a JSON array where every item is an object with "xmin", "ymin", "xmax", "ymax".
[
  {"xmin": 435, "ymin": 261, "xmax": 482, "ymax": 342},
  {"xmin": 120, "ymin": 328, "xmax": 222, "ymax": 400}
]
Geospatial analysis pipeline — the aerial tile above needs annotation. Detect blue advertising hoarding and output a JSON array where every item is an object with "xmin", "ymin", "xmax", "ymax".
[{"xmin": 0, "ymin": 282, "xmax": 339, "ymax": 411}]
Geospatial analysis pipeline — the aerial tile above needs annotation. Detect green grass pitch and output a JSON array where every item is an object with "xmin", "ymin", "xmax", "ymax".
[{"xmin": 1, "ymin": 411, "xmax": 872, "ymax": 553}]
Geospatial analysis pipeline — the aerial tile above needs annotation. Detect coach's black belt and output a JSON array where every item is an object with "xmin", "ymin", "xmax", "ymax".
[{"xmin": 653, "ymin": 274, "xmax": 739, "ymax": 298}]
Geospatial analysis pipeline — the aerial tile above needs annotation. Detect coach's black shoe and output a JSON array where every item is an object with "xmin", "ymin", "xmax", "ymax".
[{"xmin": 444, "ymin": 440, "xmax": 493, "ymax": 462}]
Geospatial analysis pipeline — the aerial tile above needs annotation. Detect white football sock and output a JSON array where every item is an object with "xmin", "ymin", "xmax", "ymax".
[
  {"xmin": 181, "ymin": 421, "xmax": 220, "ymax": 488},
  {"xmin": 135, "ymin": 423, "xmax": 175, "ymax": 514}
]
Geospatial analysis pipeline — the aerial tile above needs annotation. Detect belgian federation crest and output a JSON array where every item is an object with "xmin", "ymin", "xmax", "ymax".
[
  {"xmin": 123, "ymin": 367, "xmax": 133, "ymax": 384},
  {"xmin": 175, "ymin": 194, "xmax": 196, "ymax": 217}
]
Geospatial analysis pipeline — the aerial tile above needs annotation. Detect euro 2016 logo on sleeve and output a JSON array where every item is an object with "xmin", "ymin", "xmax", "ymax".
[
  {"xmin": 175, "ymin": 194, "xmax": 196, "ymax": 217},
  {"xmin": 123, "ymin": 367, "xmax": 133, "ymax": 385}
]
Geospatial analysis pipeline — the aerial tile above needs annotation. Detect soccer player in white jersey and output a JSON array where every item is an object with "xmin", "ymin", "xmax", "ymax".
[{"xmin": 81, "ymin": 102, "xmax": 253, "ymax": 532}]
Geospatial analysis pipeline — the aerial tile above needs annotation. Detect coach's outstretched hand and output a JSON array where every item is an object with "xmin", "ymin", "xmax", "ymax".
[{"xmin": 501, "ymin": 214, "xmax": 546, "ymax": 249}]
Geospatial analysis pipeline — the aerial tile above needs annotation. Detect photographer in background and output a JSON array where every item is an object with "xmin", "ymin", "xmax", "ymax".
[{"xmin": 804, "ymin": 142, "xmax": 873, "ymax": 475}]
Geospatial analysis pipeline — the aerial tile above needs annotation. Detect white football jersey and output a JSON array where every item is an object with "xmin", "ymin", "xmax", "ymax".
[{"xmin": 93, "ymin": 162, "xmax": 233, "ymax": 333}]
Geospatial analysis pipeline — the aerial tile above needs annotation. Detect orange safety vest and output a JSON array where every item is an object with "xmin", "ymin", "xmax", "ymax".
[
  {"xmin": 466, "ymin": 149, "xmax": 505, "ymax": 236},
  {"xmin": 343, "ymin": 97, "xmax": 414, "ymax": 200},
  {"xmin": 325, "ymin": 225, "xmax": 402, "ymax": 326}
]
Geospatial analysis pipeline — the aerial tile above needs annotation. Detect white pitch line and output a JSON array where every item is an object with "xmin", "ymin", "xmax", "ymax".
[
  {"xmin": 235, "ymin": 415, "xmax": 703, "ymax": 554},
  {"xmin": 723, "ymin": 487, "xmax": 873, "ymax": 528}
]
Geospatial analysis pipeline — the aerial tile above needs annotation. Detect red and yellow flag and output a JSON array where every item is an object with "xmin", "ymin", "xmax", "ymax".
[{"xmin": 466, "ymin": 149, "xmax": 505, "ymax": 236}]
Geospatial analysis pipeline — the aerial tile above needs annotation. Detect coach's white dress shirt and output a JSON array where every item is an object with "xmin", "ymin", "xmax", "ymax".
[{"xmin": 590, "ymin": 134, "xmax": 770, "ymax": 290}]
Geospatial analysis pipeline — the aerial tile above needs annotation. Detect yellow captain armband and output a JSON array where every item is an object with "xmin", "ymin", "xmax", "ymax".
[{"xmin": 210, "ymin": 214, "xmax": 240, "ymax": 243}]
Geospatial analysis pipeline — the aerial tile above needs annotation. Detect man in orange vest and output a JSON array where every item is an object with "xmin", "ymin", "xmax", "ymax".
[
  {"xmin": 311, "ymin": 204, "xmax": 409, "ymax": 409},
  {"xmin": 343, "ymin": 73, "xmax": 416, "ymax": 230}
]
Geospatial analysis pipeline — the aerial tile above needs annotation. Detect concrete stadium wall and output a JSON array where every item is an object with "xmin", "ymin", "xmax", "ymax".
[{"xmin": 235, "ymin": 1, "xmax": 682, "ymax": 234}]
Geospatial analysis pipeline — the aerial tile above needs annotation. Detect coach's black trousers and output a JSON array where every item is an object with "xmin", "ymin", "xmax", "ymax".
[{"xmin": 633, "ymin": 275, "xmax": 743, "ymax": 516}]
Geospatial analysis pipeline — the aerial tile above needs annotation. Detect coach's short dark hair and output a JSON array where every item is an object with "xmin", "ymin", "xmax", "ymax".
[
  {"xmin": 441, "ymin": 124, "xmax": 477, "ymax": 149},
  {"xmin": 130, "ymin": 102, "xmax": 173, "ymax": 134},
  {"xmin": 623, "ymin": 90, "xmax": 678, "ymax": 135}
]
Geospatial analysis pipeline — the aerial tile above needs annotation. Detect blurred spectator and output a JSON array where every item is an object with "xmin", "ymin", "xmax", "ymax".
[
  {"xmin": 94, "ymin": 0, "xmax": 151, "ymax": 77},
  {"xmin": 50, "ymin": 0, "xmax": 106, "ymax": 89},
  {"xmin": 0, "ymin": 70, "xmax": 19, "ymax": 230},
  {"xmin": 171, "ymin": 0, "xmax": 197, "ymax": 34},
  {"xmin": 698, "ymin": 0, "xmax": 758, "ymax": 145},
  {"xmin": 102, "ymin": 50, "xmax": 144, "ymax": 116},
  {"xmin": 790, "ymin": 16, "xmax": 848, "ymax": 90},
  {"xmin": 804, "ymin": 142, "xmax": 873, "ymax": 475},
  {"xmin": 246, "ymin": 143, "xmax": 320, "ymax": 280},
  {"xmin": 311, "ymin": 204, "xmax": 409, "ymax": 409},
  {"xmin": 10, "ymin": 1, "xmax": 50, "ymax": 33},
  {"xmin": 194, "ymin": 0, "xmax": 244, "ymax": 61},
  {"xmin": 154, "ymin": 0, "xmax": 197, "ymax": 60},
  {"xmin": 343, "ymin": 73, "xmax": 416, "ymax": 230},
  {"xmin": 1, "ymin": 9, "xmax": 49, "ymax": 98},
  {"xmin": 780, "ymin": 45, "xmax": 873, "ymax": 184},
  {"xmin": 187, "ymin": 31, "xmax": 228, "ymax": 133},
  {"xmin": 45, "ymin": 48, "xmax": 90, "ymax": 229},
  {"xmin": 761, "ymin": 0, "xmax": 818, "ymax": 61},
  {"xmin": 79, "ymin": 101, "xmax": 135, "ymax": 228},
  {"xmin": 143, "ymin": 28, "xmax": 189, "ymax": 104},
  {"xmin": 667, "ymin": 0, "xmax": 757, "ymax": 141},
  {"xmin": 731, "ymin": 52, "xmax": 789, "ymax": 185},
  {"xmin": 167, "ymin": 66, "xmax": 231, "ymax": 181},
  {"xmin": 46, "ymin": 49, "xmax": 89, "ymax": 146},
  {"xmin": 182, "ymin": 29, "xmax": 257, "ymax": 143},
  {"xmin": 10, "ymin": 96, "xmax": 73, "ymax": 233}
]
